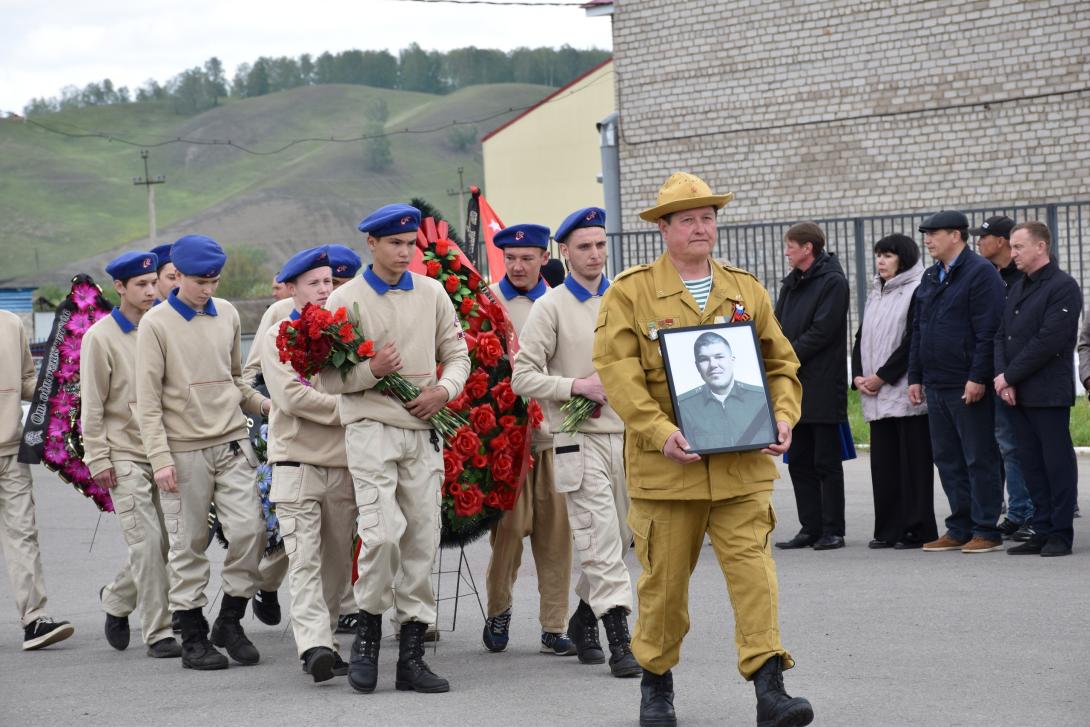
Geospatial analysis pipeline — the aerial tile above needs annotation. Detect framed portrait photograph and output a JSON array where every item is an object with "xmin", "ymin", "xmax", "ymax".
[{"xmin": 658, "ymin": 321, "xmax": 777, "ymax": 455}]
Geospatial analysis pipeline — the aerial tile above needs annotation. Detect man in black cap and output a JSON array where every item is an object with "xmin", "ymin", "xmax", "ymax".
[
  {"xmin": 908, "ymin": 211, "xmax": 1006, "ymax": 554},
  {"xmin": 971, "ymin": 215, "xmax": 1034, "ymax": 541}
]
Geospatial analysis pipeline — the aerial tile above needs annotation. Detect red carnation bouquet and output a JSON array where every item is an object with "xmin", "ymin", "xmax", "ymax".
[{"xmin": 275, "ymin": 302, "xmax": 469, "ymax": 443}]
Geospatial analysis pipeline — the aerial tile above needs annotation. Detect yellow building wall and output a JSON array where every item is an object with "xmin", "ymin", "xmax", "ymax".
[{"xmin": 482, "ymin": 60, "xmax": 615, "ymax": 241}]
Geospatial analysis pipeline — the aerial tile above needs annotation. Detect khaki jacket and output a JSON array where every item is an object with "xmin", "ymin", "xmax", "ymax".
[
  {"xmin": 593, "ymin": 253, "xmax": 801, "ymax": 501},
  {"xmin": 0, "ymin": 311, "xmax": 36, "ymax": 457}
]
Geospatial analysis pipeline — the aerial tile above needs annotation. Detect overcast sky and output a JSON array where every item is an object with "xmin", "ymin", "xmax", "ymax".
[{"xmin": 0, "ymin": 0, "xmax": 612, "ymax": 113}]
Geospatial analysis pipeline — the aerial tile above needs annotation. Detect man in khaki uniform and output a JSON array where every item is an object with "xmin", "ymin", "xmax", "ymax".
[
  {"xmin": 0, "ymin": 311, "xmax": 75, "ymax": 650},
  {"xmin": 320, "ymin": 204, "xmax": 470, "ymax": 695},
  {"xmin": 260, "ymin": 246, "xmax": 357, "ymax": 682},
  {"xmin": 482, "ymin": 224, "xmax": 574, "ymax": 657},
  {"xmin": 82, "ymin": 251, "xmax": 180, "ymax": 658},
  {"xmin": 136, "ymin": 234, "xmax": 271, "ymax": 671},
  {"xmin": 594, "ymin": 173, "xmax": 814, "ymax": 727},
  {"xmin": 510, "ymin": 213, "xmax": 640, "ymax": 679}
]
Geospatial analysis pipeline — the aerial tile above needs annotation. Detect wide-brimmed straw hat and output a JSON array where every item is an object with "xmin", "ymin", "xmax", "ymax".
[{"xmin": 639, "ymin": 172, "xmax": 734, "ymax": 222}]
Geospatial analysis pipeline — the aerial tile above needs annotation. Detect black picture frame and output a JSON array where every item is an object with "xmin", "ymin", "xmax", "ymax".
[{"xmin": 658, "ymin": 320, "xmax": 777, "ymax": 455}]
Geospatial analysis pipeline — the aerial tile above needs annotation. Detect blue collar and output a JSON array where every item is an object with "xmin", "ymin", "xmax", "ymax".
[
  {"xmin": 110, "ymin": 307, "xmax": 136, "ymax": 334},
  {"xmin": 563, "ymin": 274, "xmax": 610, "ymax": 303},
  {"xmin": 167, "ymin": 290, "xmax": 217, "ymax": 320},
  {"xmin": 499, "ymin": 276, "xmax": 547, "ymax": 301},
  {"xmin": 289, "ymin": 309, "xmax": 301, "ymax": 321},
  {"xmin": 363, "ymin": 265, "xmax": 414, "ymax": 295}
]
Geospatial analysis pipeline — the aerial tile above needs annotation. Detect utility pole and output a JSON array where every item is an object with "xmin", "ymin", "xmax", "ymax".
[
  {"xmin": 447, "ymin": 166, "xmax": 468, "ymax": 239},
  {"xmin": 132, "ymin": 149, "xmax": 165, "ymax": 247}
]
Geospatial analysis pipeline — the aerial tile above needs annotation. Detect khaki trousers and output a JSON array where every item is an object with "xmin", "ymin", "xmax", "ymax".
[
  {"xmin": 627, "ymin": 491, "xmax": 793, "ymax": 679},
  {"xmin": 484, "ymin": 449, "xmax": 572, "ymax": 631},
  {"xmin": 346, "ymin": 420, "xmax": 442, "ymax": 625},
  {"xmin": 160, "ymin": 441, "xmax": 264, "ymax": 611},
  {"xmin": 99, "ymin": 461, "xmax": 172, "ymax": 644},
  {"xmin": 271, "ymin": 463, "xmax": 356, "ymax": 656},
  {"xmin": 256, "ymin": 547, "xmax": 288, "ymax": 592},
  {"xmin": 0, "ymin": 455, "xmax": 48, "ymax": 626},
  {"xmin": 553, "ymin": 432, "xmax": 631, "ymax": 618}
]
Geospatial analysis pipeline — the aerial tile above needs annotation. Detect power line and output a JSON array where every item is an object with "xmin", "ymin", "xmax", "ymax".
[{"xmin": 389, "ymin": 0, "xmax": 586, "ymax": 6}]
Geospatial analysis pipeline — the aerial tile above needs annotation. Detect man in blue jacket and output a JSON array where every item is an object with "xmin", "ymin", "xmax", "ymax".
[
  {"xmin": 994, "ymin": 221, "xmax": 1082, "ymax": 557},
  {"xmin": 907, "ymin": 211, "xmax": 1006, "ymax": 553}
]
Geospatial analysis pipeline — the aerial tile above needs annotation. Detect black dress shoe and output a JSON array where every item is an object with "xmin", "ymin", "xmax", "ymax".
[
  {"xmin": 812, "ymin": 535, "xmax": 845, "ymax": 551},
  {"xmin": 105, "ymin": 612, "xmax": 130, "ymax": 651},
  {"xmin": 775, "ymin": 532, "xmax": 818, "ymax": 550},
  {"xmin": 893, "ymin": 539, "xmax": 924, "ymax": 550},
  {"xmin": 867, "ymin": 539, "xmax": 894, "ymax": 549},
  {"xmin": 1007, "ymin": 539, "xmax": 1045, "ymax": 555},
  {"xmin": 1040, "ymin": 537, "xmax": 1072, "ymax": 557}
]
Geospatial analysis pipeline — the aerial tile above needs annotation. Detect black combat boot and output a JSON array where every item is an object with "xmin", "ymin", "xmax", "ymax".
[
  {"xmin": 567, "ymin": 600, "xmax": 605, "ymax": 665},
  {"xmin": 639, "ymin": 669, "xmax": 677, "ymax": 727},
  {"xmin": 600, "ymin": 606, "xmax": 641, "ymax": 677},
  {"xmin": 395, "ymin": 621, "xmax": 450, "ymax": 693},
  {"xmin": 348, "ymin": 611, "xmax": 382, "ymax": 693},
  {"xmin": 211, "ymin": 594, "xmax": 260, "ymax": 665},
  {"xmin": 302, "ymin": 646, "xmax": 336, "ymax": 683},
  {"xmin": 251, "ymin": 590, "xmax": 281, "ymax": 625},
  {"xmin": 178, "ymin": 609, "xmax": 228, "ymax": 671},
  {"xmin": 752, "ymin": 656, "xmax": 814, "ymax": 727}
]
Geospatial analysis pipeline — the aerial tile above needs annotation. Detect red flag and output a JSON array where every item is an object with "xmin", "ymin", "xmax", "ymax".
[{"xmin": 478, "ymin": 193, "xmax": 506, "ymax": 282}]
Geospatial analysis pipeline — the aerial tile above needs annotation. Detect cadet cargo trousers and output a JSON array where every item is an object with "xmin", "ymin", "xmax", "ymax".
[
  {"xmin": 627, "ymin": 490, "xmax": 792, "ymax": 679},
  {"xmin": 256, "ymin": 544, "xmax": 289, "ymax": 592},
  {"xmin": 99, "ymin": 460, "xmax": 172, "ymax": 645},
  {"xmin": 346, "ymin": 420, "xmax": 442, "ymax": 625},
  {"xmin": 485, "ymin": 449, "xmax": 572, "ymax": 632},
  {"xmin": 270, "ymin": 462, "xmax": 356, "ymax": 656},
  {"xmin": 0, "ymin": 455, "xmax": 48, "ymax": 626},
  {"xmin": 160, "ymin": 441, "xmax": 264, "ymax": 611},
  {"xmin": 553, "ymin": 432, "xmax": 631, "ymax": 617}
]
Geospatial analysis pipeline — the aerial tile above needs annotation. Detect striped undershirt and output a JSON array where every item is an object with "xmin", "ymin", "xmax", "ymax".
[{"xmin": 683, "ymin": 275, "xmax": 712, "ymax": 310}]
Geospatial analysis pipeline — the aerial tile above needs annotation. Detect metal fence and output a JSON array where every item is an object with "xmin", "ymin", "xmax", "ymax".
[{"xmin": 610, "ymin": 201, "xmax": 1090, "ymax": 339}]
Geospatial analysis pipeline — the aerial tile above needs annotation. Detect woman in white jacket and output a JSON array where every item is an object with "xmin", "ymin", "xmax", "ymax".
[{"xmin": 851, "ymin": 234, "xmax": 938, "ymax": 549}]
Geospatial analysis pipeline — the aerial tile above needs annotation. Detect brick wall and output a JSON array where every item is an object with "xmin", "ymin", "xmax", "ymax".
[{"xmin": 612, "ymin": 0, "xmax": 1090, "ymax": 229}]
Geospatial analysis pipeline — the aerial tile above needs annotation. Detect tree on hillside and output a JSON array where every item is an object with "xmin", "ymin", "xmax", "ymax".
[
  {"xmin": 217, "ymin": 246, "xmax": 271, "ymax": 300},
  {"xmin": 365, "ymin": 97, "xmax": 388, "ymax": 123},
  {"xmin": 299, "ymin": 53, "xmax": 315, "ymax": 85},
  {"xmin": 446, "ymin": 125, "xmax": 478, "ymax": 152},
  {"xmin": 204, "ymin": 57, "xmax": 228, "ymax": 105},
  {"xmin": 399, "ymin": 43, "xmax": 444, "ymax": 93},
  {"xmin": 363, "ymin": 121, "xmax": 392, "ymax": 172},
  {"xmin": 245, "ymin": 59, "xmax": 271, "ymax": 98}
]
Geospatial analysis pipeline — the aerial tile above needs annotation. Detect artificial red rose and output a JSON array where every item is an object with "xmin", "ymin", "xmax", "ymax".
[
  {"xmin": 496, "ymin": 485, "xmax": 519, "ymax": 510},
  {"xmin": 334, "ymin": 307, "xmax": 347, "ymax": 322},
  {"xmin": 426, "ymin": 260, "xmax": 442, "ymax": 278},
  {"xmin": 475, "ymin": 331, "xmax": 503, "ymax": 367},
  {"xmin": 488, "ymin": 433, "xmax": 509, "ymax": 453},
  {"xmin": 484, "ymin": 490, "xmax": 502, "ymax": 509},
  {"xmin": 463, "ymin": 332, "xmax": 477, "ymax": 352},
  {"xmin": 443, "ymin": 449, "xmax": 464, "ymax": 485},
  {"xmin": 453, "ymin": 485, "xmax": 484, "ymax": 517},
  {"xmin": 467, "ymin": 271, "xmax": 481, "ymax": 290},
  {"xmin": 467, "ymin": 312, "xmax": 485, "ymax": 333},
  {"xmin": 356, "ymin": 340, "xmax": 375, "ymax": 358},
  {"xmin": 464, "ymin": 370, "xmax": 490, "ymax": 401},
  {"xmin": 507, "ymin": 426, "xmax": 526, "ymax": 452},
  {"xmin": 445, "ymin": 274, "xmax": 461, "ymax": 293},
  {"xmin": 436, "ymin": 239, "xmax": 450, "ymax": 256},
  {"xmin": 450, "ymin": 257, "xmax": 462, "ymax": 271},
  {"xmin": 468, "ymin": 404, "xmax": 497, "ymax": 434},
  {"xmin": 451, "ymin": 426, "xmax": 482, "ymax": 458},
  {"xmin": 459, "ymin": 297, "xmax": 476, "ymax": 316},
  {"xmin": 527, "ymin": 400, "xmax": 544, "ymax": 428},
  {"xmin": 447, "ymin": 392, "xmax": 470, "ymax": 413},
  {"xmin": 491, "ymin": 451, "xmax": 516, "ymax": 483},
  {"xmin": 446, "ymin": 481, "xmax": 463, "ymax": 495},
  {"xmin": 491, "ymin": 380, "xmax": 517, "ymax": 412},
  {"xmin": 472, "ymin": 453, "xmax": 489, "ymax": 469},
  {"xmin": 498, "ymin": 415, "xmax": 516, "ymax": 429}
]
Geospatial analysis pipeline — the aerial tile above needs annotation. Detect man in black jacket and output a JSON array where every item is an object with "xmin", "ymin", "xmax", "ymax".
[
  {"xmin": 994, "ymin": 221, "xmax": 1082, "ymax": 557},
  {"xmin": 774, "ymin": 222, "xmax": 850, "ymax": 551},
  {"xmin": 908, "ymin": 211, "xmax": 1006, "ymax": 553}
]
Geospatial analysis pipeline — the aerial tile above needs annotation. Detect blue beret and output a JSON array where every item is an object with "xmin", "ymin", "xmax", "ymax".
[
  {"xmin": 277, "ymin": 246, "xmax": 332, "ymax": 284},
  {"xmin": 555, "ymin": 207, "xmax": 606, "ymax": 243},
  {"xmin": 358, "ymin": 204, "xmax": 421, "ymax": 238},
  {"xmin": 149, "ymin": 243, "xmax": 173, "ymax": 269},
  {"xmin": 106, "ymin": 251, "xmax": 158, "ymax": 281},
  {"xmin": 171, "ymin": 234, "xmax": 227, "ymax": 278},
  {"xmin": 494, "ymin": 223, "xmax": 550, "ymax": 250},
  {"xmin": 327, "ymin": 244, "xmax": 362, "ymax": 278}
]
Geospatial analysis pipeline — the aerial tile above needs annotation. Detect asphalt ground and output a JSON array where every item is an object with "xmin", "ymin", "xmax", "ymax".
[{"xmin": 1, "ymin": 455, "xmax": 1087, "ymax": 727}]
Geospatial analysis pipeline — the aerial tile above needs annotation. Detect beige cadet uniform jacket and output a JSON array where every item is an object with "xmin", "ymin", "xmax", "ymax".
[
  {"xmin": 593, "ymin": 254, "xmax": 802, "ymax": 501},
  {"xmin": 242, "ymin": 297, "xmax": 294, "ymax": 387},
  {"xmin": 319, "ymin": 273, "xmax": 470, "ymax": 429},
  {"xmin": 136, "ymin": 295, "xmax": 266, "ymax": 472},
  {"xmin": 80, "ymin": 310, "xmax": 148, "ymax": 476},
  {"xmin": 0, "ymin": 311, "xmax": 36, "ymax": 457},
  {"xmin": 511, "ymin": 279, "xmax": 624, "ymax": 435},
  {"xmin": 489, "ymin": 281, "xmax": 552, "ymax": 449},
  {"xmin": 260, "ymin": 319, "xmax": 347, "ymax": 468}
]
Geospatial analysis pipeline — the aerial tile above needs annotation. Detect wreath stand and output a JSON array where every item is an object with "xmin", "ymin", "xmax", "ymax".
[{"xmin": 432, "ymin": 539, "xmax": 485, "ymax": 649}]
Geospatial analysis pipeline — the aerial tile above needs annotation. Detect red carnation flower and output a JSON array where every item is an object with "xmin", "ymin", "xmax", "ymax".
[{"xmin": 356, "ymin": 340, "xmax": 375, "ymax": 358}]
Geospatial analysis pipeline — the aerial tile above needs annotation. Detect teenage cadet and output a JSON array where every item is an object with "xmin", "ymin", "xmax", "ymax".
[
  {"xmin": 1, "ymin": 310, "xmax": 75, "ymax": 650},
  {"xmin": 482, "ymin": 223, "xmax": 575, "ymax": 657},
  {"xmin": 150, "ymin": 242, "xmax": 179, "ymax": 302},
  {"xmin": 82, "ymin": 251, "xmax": 180, "ymax": 658},
  {"xmin": 510, "ymin": 211, "xmax": 641, "ymax": 679},
  {"xmin": 260, "ymin": 246, "xmax": 357, "ymax": 681},
  {"xmin": 594, "ymin": 173, "xmax": 813, "ymax": 727},
  {"xmin": 136, "ymin": 234, "xmax": 271, "ymax": 671},
  {"xmin": 319, "ymin": 204, "xmax": 470, "ymax": 695}
]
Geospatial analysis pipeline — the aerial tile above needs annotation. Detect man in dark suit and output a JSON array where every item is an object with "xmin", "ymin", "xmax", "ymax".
[{"xmin": 994, "ymin": 221, "xmax": 1082, "ymax": 557}]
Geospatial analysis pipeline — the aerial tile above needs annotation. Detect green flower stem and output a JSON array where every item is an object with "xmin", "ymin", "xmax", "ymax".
[
  {"xmin": 560, "ymin": 395, "xmax": 598, "ymax": 434},
  {"xmin": 376, "ymin": 373, "xmax": 469, "ymax": 443}
]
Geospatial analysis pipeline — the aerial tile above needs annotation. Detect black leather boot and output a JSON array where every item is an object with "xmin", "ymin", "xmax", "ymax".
[
  {"xmin": 395, "ymin": 621, "xmax": 450, "ymax": 693},
  {"xmin": 567, "ymin": 600, "xmax": 605, "ymax": 665},
  {"xmin": 211, "ymin": 594, "xmax": 260, "ymax": 665},
  {"xmin": 178, "ymin": 609, "xmax": 228, "ymax": 671},
  {"xmin": 601, "ymin": 606, "xmax": 641, "ymax": 678},
  {"xmin": 348, "ymin": 611, "xmax": 382, "ymax": 693},
  {"xmin": 639, "ymin": 669, "xmax": 677, "ymax": 727},
  {"xmin": 302, "ymin": 646, "xmax": 336, "ymax": 683},
  {"xmin": 252, "ymin": 590, "xmax": 281, "ymax": 625},
  {"xmin": 752, "ymin": 656, "xmax": 814, "ymax": 727}
]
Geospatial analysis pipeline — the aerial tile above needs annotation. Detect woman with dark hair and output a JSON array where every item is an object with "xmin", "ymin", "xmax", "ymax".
[{"xmin": 852, "ymin": 233, "xmax": 938, "ymax": 549}]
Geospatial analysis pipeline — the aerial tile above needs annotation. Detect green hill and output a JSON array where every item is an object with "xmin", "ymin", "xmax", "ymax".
[{"xmin": 0, "ymin": 82, "xmax": 552, "ymax": 285}]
